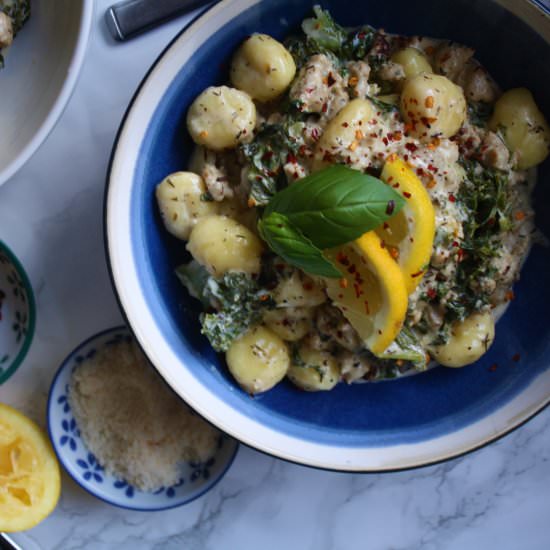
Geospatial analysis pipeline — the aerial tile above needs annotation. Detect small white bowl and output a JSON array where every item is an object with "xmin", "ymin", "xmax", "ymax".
[
  {"xmin": 0, "ymin": 240, "xmax": 35, "ymax": 384},
  {"xmin": 0, "ymin": 0, "xmax": 93, "ymax": 186},
  {"xmin": 47, "ymin": 326, "xmax": 239, "ymax": 511}
]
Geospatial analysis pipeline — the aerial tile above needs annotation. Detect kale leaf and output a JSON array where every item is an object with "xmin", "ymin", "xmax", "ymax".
[
  {"xmin": 285, "ymin": 6, "xmax": 375, "ymax": 69},
  {"xmin": 241, "ymin": 121, "xmax": 304, "ymax": 206},
  {"xmin": 177, "ymin": 262, "xmax": 274, "ymax": 352}
]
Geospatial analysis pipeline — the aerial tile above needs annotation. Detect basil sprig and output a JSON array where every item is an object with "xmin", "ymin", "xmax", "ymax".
[
  {"xmin": 259, "ymin": 165, "xmax": 405, "ymax": 277},
  {"xmin": 258, "ymin": 213, "xmax": 341, "ymax": 278}
]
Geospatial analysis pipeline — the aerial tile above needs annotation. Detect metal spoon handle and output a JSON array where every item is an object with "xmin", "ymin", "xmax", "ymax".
[{"xmin": 106, "ymin": 0, "xmax": 214, "ymax": 41}]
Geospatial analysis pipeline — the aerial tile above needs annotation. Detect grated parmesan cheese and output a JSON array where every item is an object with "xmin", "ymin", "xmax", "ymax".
[{"xmin": 68, "ymin": 338, "xmax": 220, "ymax": 492}]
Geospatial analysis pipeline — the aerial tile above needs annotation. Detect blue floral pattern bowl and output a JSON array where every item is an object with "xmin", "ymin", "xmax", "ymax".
[
  {"xmin": 0, "ymin": 241, "xmax": 36, "ymax": 384},
  {"xmin": 47, "ymin": 326, "xmax": 239, "ymax": 511}
]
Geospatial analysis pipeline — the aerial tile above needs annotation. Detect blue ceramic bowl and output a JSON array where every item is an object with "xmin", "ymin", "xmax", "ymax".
[
  {"xmin": 105, "ymin": 0, "xmax": 550, "ymax": 470},
  {"xmin": 47, "ymin": 327, "xmax": 239, "ymax": 510}
]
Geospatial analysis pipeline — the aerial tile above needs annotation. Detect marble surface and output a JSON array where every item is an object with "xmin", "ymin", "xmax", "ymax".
[{"xmin": 1, "ymin": 1, "xmax": 549, "ymax": 548}]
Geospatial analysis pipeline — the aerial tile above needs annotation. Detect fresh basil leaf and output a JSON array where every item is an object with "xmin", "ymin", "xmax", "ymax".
[
  {"xmin": 258, "ymin": 212, "xmax": 341, "ymax": 278},
  {"xmin": 265, "ymin": 165, "xmax": 405, "ymax": 248}
]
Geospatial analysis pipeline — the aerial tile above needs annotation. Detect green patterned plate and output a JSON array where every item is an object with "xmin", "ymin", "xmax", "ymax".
[{"xmin": 0, "ymin": 241, "xmax": 35, "ymax": 384}]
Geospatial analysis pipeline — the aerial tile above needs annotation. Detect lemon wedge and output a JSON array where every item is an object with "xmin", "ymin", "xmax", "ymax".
[
  {"xmin": 376, "ymin": 155, "xmax": 436, "ymax": 293},
  {"xmin": 0, "ymin": 403, "xmax": 61, "ymax": 532},
  {"xmin": 325, "ymin": 231, "xmax": 408, "ymax": 355}
]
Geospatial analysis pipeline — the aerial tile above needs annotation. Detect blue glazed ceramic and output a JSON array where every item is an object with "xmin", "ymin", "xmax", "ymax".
[
  {"xmin": 47, "ymin": 326, "xmax": 239, "ymax": 510},
  {"xmin": 106, "ymin": 0, "xmax": 550, "ymax": 470}
]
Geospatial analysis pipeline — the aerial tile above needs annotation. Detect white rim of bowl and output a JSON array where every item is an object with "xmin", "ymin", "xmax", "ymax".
[
  {"xmin": 106, "ymin": 0, "xmax": 550, "ymax": 471},
  {"xmin": 0, "ymin": 0, "xmax": 95, "ymax": 187}
]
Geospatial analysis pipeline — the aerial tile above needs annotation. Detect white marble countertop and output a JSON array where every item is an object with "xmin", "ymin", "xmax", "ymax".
[{"xmin": 1, "ymin": 1, "xmax": 549, "ymax": 548}]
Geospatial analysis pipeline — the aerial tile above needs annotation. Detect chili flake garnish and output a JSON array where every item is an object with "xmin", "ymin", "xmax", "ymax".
[{"xmin": 386, "ymin": 200, "xmax": 395, "ymax": 215}]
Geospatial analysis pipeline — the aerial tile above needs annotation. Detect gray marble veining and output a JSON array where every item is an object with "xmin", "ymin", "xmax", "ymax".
[{"xmin": 0, "ymin": 1, "xmax": 548, "ymax": 548}]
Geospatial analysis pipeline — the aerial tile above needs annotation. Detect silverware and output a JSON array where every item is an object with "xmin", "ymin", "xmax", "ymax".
[
  {"xmin": 105, "ymin": 0, "xmax": 215, "ymax": 41},
  {"xmin": 0, "ymin": 533, "xmax": 23, "ymax": 550}
]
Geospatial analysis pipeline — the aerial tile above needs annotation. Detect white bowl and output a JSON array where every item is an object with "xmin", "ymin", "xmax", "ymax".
[
  {"xmin": 47, "ymin": 326, "xmax": 239, "ymax": 511},
  {"xmin": 0, "ymin": 0, "xmax": 93, "ymax": 186}
]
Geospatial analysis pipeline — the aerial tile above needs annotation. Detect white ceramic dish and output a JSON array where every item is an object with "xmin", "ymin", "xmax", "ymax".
[
  {"xmin": 0, "ymin": 0, "xmax": 93, "ymax": 187},
  {"xmin": 47, "ymin": 326, "xmax": 239, "ymax": 511}
]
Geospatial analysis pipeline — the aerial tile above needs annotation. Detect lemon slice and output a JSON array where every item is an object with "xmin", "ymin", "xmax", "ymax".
[
  {"xmin": 376, "ymin": 155, "xmax": 436, "ymax": 293},
  {"xmin": 325, "ymin": 231, "xmax": 408, "ymax": 355},
  {"xmin": 0, "ymin": 403, "xmax": 61, "ymax": 532}
]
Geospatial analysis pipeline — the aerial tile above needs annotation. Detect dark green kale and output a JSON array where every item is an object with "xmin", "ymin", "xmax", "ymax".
[
  {"xmin": 285, "ymin": 5, "xmax": 375, "ymax": 70},
  {"xmin": 177, "ymin": 262, "xmax": 274, "ymax": 352},
  {"xmin": 467, "ymin": 101, "xmax": 494, "ymax": 128},
  {"xmin": 0, "ymin": 0, "xmax": 30, "ymax": 35},
  {"xmin": 367, "ymin": 95, "xmax": 399, "ymax": 113},
  {"xmin": 379, "ymin": 326, "xmax": 428, "ymax": 370},
  {"xmin": 240, "ymin": 121, "xmax": 305, "ymax": 206},
  {"xmin": 447, "ymin": 159, "xmax": 511, "ymax": 320}
]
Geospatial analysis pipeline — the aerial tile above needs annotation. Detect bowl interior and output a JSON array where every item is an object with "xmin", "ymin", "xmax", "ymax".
[
  {"xmin": 119, "ymin": 0, "xmax": 550, "ymax": 455},
  {"xmin": 0, "ymin": 0, "xmax": 90, "ymax": 185},
  {"xmin": 47, "ymin": 327, "xmax": 239, "ymax": 511},
  {"xmin": 0, "ymin": 241, "xmax": 35, "ymax": 384}
]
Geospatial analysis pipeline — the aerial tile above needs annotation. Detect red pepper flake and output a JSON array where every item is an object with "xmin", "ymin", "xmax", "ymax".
[
  {"xmin": 403, "ymin": 191, "xmax": 412, "ymax": 199},
  {"xmin": 424, "ymin": 96, "xmax": 434, "ymax": 108},
  {"xmin": 354, "ymin": 283, "xmax": 363, "ymax": 298},
  {"xmin": 427, "ymin": 287, "xmax": 437, "ymax": 300},
  {"xmin": 411, "ymin": 269, "xmax": 424, "ymax": 278},
  {"xmin": 383, "ymin": 222, "xmax": 390, "ymax": 230},
  {"xmin": 286, "ymin": 152, "xmax": 297, "ymax": 164},
  {"xmin": 339, "ymin": 278, "xmax": 348, "ymax": 289},
  {"xmin": 327, "ymin": 72, "xmax": 336, "ymax": 87},
  {"xmin": 382, "ymin": 137, "xmax": 389, "ymax": 146},
  {"xmin": 389, "ymin": 247, "xmax": 399, "ymax": 260},
  {"xmin": 452, "ymin": 241, "xmax": 459, "ymax": 248},
  {"xmin": 403, "ymin": 154, "xmax": 409, "ymax": 161},
  {"xmin": 347, "ymin": 264, "xmax": 357, "ymax": 274},
  {"xmin": 405, "ymin": 142, "xmax": 418, "ymax": 152},
  {"xmin": 386, "ymin": 200, "xmax": 395, "ymax": 215},
  {"xmin": 364, "ymin": 300, "xmax": 370, "ymax": 314},
  {"xmin": 416, "ymin": 167, "xmax": 425, "ymax": 177},
  {"xmin": 488, "ymin": 363, "xmax": 498, "ymax": 372},
  {"xmin": 355, "ymin": 129, "xmax": 364, "ymax": 140},
  {"xmin": 512, "ymin": 353, "xmax": 521, "ymax": 362},
  {"xmin": 380, "ymin": 240, "xmax": 386, "ymax": 249},
  {"xmin": 302, "ymin": 281, "xmax": 314, "ymax": 291},
  {"xmin": 393, "ymin": 131, "xmax": 403, "ymax": 141},
  {"xmin": 448, "ymin": 193, "xmax": 456, "ymax": 203},
  {"xmin": 342, "ymin": 122, "xmax": 349, "ymax": 128},
  {"xmin": 247, "ymin": 198, "xmax": 257, "ymax": 208},
  {"xmin": 514, "ymin": 211, "xmax": 526, "ymax": 221},
  {"xmin": 336, "ymin": 252, "xmax": 350, "ymax": 266},
  {"xmin": 311, "ymin": 127, "xmax": 320, "ymax": 141},
  {"xmin": 426, "ymin": 179, "xmax": 437, "ymax": 189},
  {"xmin": 505, "ymin": 290, "xmax": 515, "ymax": 301},
  {"xmin": 259, "ymin": 294, "xmax": 269, "ymax": 302}
]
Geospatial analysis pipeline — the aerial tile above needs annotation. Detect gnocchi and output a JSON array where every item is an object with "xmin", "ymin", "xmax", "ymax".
[
  {"xmin": 272, "ymin": 271, "xmax": 326, "ymax": 308},
  {"xmin": 489, "ymin": 88, "xmax": 550, "ymax": 170},
  {"xmin": 400, "ymin": 73, "xmax": 466, "ymax": 140},
  {"xmin": 313, "ymin": 98, "xmax": 375, "ymax": 171},
  {"xmin": 263, "ymin": 307, "xmax": 314, "ymax": 342},
  {"xmin": 430, "ymin": 312, "xmax": 495, "ymax": 368},
  {"xmin": 230, "ymin": 34, "xmax": 296, "ymax": 102},
  {"xmin": 186, "ymin": 215, "xmax": 263, "ymax": 276},
  {"xmin": 186, "ymin": 86, "xmax": 256, "ymax": 151},
  {"xmin": 155, "ymin": 172, "xmax": 219, "ymax": 240},
  {"xmin": 391, "ymin": 47, "xmax": 432, "ymax": 80},
  {"xmin": 287, "ymin": 346, "xmax": 340, "ymax": 391},
  {"xmin": 226, "ymin": 325, "xmax": 290, "ymax": 394}
]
